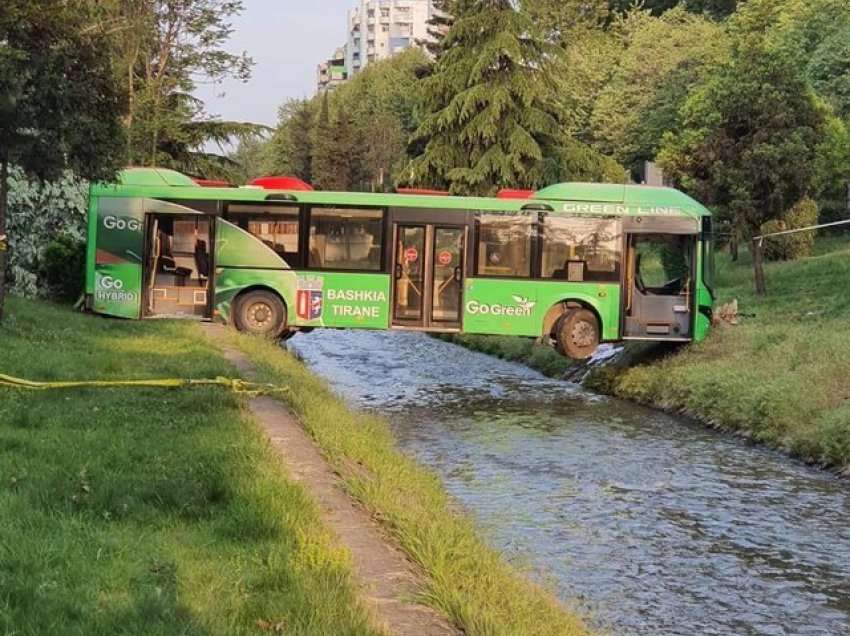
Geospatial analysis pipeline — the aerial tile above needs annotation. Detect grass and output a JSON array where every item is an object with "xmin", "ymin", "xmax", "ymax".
[
  {"xmin": 225, "ymin": 331, "xmax": 593, "ymax": 636},
  {"xmin": 599, "ymin": 235, "xmax": 850, "ymax": 470},
  {"xmin": 453, "ymin": 236, "xmax": 850, "ymax": 472},
  {"xmin": 0, "ymin": 296, "xmax": 378, "ymax": 635},
  {"xmin": 440, "ymin": 333, "xmax": 573, "ymax": 379}
]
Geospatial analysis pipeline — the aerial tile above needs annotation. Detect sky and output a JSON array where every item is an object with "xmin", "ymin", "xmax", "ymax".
[{"xmin": 193, "ymin": 0, "xmax": 355, "ymax": 128}]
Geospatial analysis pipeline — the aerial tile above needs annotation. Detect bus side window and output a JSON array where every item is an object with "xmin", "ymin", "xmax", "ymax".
[
  {"xmin": 308, "ymin": 207, "xmax": 384, "ymax": 271},
  {"xmin": 475, "ymin": 214, "xmax": 534, "ymax": 278},
  {"xmin": 540, "ymin": 216, "xmax": 621, "ymax": 283},
  {"xmin": 226, "ymin": 204, "xmax": 301, "ymax": 267}
]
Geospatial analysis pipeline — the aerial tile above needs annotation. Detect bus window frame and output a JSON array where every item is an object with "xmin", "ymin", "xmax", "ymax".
[
  {"xmin": 537, "ymin": 213, "xmax": 623, "ymax": 284},
  {"xmin": 303, "ymin": 204, "xmax": 389, "ymax": 274},
  {"xmin": 472, "ymin": 210, "xmax": 538, "ymax": 281},
  {"xmin": 701, "ymin": 216, "xmax": 716, "ymax": 300},
  {"xmin": 223, "ymin": 201, "xmax": 304, "ymax": 268}
]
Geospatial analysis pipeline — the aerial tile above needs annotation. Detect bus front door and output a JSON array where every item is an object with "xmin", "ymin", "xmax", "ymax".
[
  {"xmin": 392, "ymin": 224, "xmax": 465, "ymax": 330},
  {"xmin": 623, "ymin": 234, "xmax": 694, "ymax": 341},
  {"xmin": 143, "ymin": 214, "xmax": 212, "ymax": 319}
]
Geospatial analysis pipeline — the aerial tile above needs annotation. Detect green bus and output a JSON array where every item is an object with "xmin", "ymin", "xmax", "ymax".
[{"xmin": 85, "ymin": 168, "xmax": 715, "ymax": 359}]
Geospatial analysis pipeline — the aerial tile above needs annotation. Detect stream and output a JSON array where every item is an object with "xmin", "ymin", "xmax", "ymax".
[{"xmin": 289, "ymin": 329, "xmax": 850, "ymax": 636}]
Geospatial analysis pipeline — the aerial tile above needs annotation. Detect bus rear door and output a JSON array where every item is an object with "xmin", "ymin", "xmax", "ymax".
[{"xmin": 392, "ymin": 223, "xmax": 466, "ymax": 331}]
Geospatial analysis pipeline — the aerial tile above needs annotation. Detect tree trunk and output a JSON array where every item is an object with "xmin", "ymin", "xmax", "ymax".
[
  {"xmin": 751, "ymin": 237, "xmax": 766, "ymax": 296},
  {"xmin": 730, "ymin": 236, "xmax": 738, "ymax": 261},
  {"xmin": 0, "ymin": 157, "xmax": 8, "ymax": 322}
]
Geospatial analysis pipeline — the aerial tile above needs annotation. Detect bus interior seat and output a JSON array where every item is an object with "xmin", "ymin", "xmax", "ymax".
[{"xmin": 194, "ymin": 239, "xmax": 210, "ymax": 281}]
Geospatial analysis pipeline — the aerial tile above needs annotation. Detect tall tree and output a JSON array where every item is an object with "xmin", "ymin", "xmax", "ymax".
[
  {"xmin": 97, "ymin": 0, "xmax": 260, "ymax": 175},
  {"xmin": 421, "ymin": 0, "xmax": 457, "ymax": 58},
  {"xmin": 608, "ymin": 0, "xmax": 738, "ymax": 19},
  {"xmin": 0, "ymin": 0, "xmax": 126, "ymax": 320},
  {"xmin": 407, "ymin": 0, "xmax": 567, "ymax": 195},
  {"xmin": 228, "ymin": 134, "xmax": 270, "ymax": 184},
  {"xmin": 310, "ymin": 93, "xmax": 357, "ymax": 191},
  {"xmin": 264, "ymin": 99, "xmax": 316, "ymax": 182},
  {"xmin": 808, "ymin": 22, "xmax": 850, "ymax": 119},
  {"xmin": 658, "ymin": 41, "xmax": 827, "ymax": 294},
  {"xmin": 589, "ymin": 6, "xmax": 729, "ymax": 168},
  {"xmin": 523, "ymin": 0, "xmax": 609, "ymax": 44}
]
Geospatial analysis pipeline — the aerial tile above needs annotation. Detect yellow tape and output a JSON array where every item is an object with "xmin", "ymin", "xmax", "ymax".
[{"xmin": 0, "ymin": 373, "xmax": 287, "ymax": 397}]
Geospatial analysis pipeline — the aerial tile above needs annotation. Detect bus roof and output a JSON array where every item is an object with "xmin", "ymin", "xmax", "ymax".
[{"xmin": 94, "ymin": 168, "xmax": 712, "ymax": 219}]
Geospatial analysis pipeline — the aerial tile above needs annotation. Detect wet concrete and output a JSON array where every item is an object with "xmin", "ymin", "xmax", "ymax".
[{"xmin": 290, "ymin": 329, "xmax": 850, "ymax": 636}]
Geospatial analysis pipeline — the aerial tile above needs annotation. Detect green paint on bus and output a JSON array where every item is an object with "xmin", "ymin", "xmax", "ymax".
[{"xmin": 85, "ymin": 168, "xmax": 715, "ymax": 359}]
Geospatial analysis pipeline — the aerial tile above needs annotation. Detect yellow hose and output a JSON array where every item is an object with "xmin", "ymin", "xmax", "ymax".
[{"xmin": 0, "ymin": 373, "xmax": 287, "ymax": 397}]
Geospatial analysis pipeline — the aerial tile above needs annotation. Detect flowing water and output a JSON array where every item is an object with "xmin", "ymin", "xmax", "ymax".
[{"xmin": 289, "ymin": 329, "xmax": 850, "ymax": 636}]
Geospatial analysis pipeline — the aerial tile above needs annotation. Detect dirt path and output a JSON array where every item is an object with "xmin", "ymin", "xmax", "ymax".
[{"xmin": 204, "ymin": 325, "xmax": 459, "ymax": 636}]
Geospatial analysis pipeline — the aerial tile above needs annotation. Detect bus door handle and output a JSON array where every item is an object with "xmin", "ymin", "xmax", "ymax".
[
  {"xmin": 395, "ymin": 263, "xmax": 403, "ymax": 280},
  {"xmin": 453, "ymin": 266, "xmax": 462, "ymax": 283}
]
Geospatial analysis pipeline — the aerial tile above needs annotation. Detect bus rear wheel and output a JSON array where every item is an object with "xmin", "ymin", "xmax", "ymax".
[
  {"xmin": 555, "ymin": 309, "xmax": 600, "ymax": 360},
  {"xmin": 235, "ymin": 290, "xmax": 286, "ymax": 338}
]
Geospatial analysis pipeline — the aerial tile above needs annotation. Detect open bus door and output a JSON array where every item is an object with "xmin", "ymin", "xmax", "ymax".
[
  {"xmin": 143, "ymin": 212, "xmax": 212, "ymax": 319},
  {"xmin": 623, "ymin": 231, "xmax": 696, "ymax": 341}
]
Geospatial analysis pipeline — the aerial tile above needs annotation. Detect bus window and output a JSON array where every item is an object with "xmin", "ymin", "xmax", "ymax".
[
  {"xmin": 227, "ymin": 204, "xmax": 301, "ymax": 266},
  {"xmin": 475, "ymin": 214, "xmax": 534, "ymax": 277},
  {"xmin": 633, "ymin": 235, "xmax": 692, "ymax": 294},
  {"xmin": 309, "ymin": 207, "xmax": 383, "ymax": 271},
  {"xmin": 541, "ymin": 216, "xmax": 621, "ymax": 283}
]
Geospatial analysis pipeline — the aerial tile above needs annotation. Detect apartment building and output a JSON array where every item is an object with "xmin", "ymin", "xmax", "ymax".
[
  {"xmin": 316, "ymin": 1, "xmax": 435, "ymax": 93},
  {"xmin": 317, "ymin": 47, "xmax": 348, "ymax": 93},
  {"xmin": 345, "ymin": 0, "xmax": 434, "ymax": 76}
]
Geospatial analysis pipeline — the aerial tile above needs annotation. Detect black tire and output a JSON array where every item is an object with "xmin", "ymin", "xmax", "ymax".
[
  {"xmin": 555, "ymin": 308, "xmax": 600, "ymax": 360},
  {"xmin": 234, "ymin": 290, "xmax": 286, "ymax": 338}
]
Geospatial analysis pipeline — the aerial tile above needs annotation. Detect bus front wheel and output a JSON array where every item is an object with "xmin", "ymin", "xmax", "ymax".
[
  {"xmin": 555, "ymin": 309, "xmax": 600, "ymax": 360},
  {"xmin": 235, "ymin": 290, "xmax": 286, "ymax": 338}
]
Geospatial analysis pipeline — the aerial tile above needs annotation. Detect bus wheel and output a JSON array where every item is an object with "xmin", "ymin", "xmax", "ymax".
[
  {"xmin": 555, "ymin": 309, "xmax": 600, "ymax": 360},
  {"xmin": 235, "ymin": 291, "xmax": 286, "ymax": 338}
]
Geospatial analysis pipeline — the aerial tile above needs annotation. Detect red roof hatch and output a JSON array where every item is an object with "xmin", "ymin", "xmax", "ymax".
[{"xmin": 250, "ymin": 176, "xmax": 314, "ymax": 191}]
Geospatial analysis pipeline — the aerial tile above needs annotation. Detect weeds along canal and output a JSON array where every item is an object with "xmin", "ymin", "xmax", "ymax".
[{"xmin": 288, "ymin": 330, "xmax": 850, "ymax": 636}]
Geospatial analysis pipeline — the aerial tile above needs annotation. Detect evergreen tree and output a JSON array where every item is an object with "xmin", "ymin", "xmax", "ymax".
[
  {"xmin": 264, "ymin": 99, "xmax": 315, "ymax": 182},
  {"xmin": 310, "ymin": 93, "xmax": 335, "ymax": 190},
  {"xmin": 310, "ymin": 94, "xmax": 359, "ymax": 191},
  {"xmin": 421, "ymin": 0, "xmax": 457, "ymax": 59},
  {"xmin": 406, "ymin": 0, "xmax": 566, "ymax": 195}
]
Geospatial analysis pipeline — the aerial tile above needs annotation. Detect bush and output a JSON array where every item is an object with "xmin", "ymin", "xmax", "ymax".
[
  {"xmin": 40, "ymin": 235, "xmax": 86, "ymax": 302},
  {"xmin": 5, "ymin": 167, "xmax": 88, "ymax": 298},
  {"xmin": 761, "ymin": 197, "xmax": 818, "ymax": 261}
]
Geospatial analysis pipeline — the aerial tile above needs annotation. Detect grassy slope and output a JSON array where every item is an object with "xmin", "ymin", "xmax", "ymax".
[
  {"xmin": 453, "ymin": 237, "xmax": 850, "ymax": 471},
  {"xmin": 0, "ymin": 297, "xmax": 377, "ymax": 635},
  {"xmin": 600, "ymin": 237, "xmax": 850, "ymax": 470},
  {"xmin": 227, "ymin": 332, "xmax": 592, "ymax": 636}
]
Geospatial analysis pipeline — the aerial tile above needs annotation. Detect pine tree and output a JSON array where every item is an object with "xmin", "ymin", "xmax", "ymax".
[
  {"xmin": 264, "ymin": 99, "xmax": 314, "ymax": 182},
  {"xmin": 421, "ymin": 0, "xmax": 456, "ymax": 59},
  {"xmin": 406, "ymin": 0, "xmax": 566, "ymax": 195},
  {"xmin": 310, "ymin": 93, "xmax": 336, "ymax": 190},
  {"xmin": 311, "ymin": 94, "xmax": 360, "ymax": 191}
]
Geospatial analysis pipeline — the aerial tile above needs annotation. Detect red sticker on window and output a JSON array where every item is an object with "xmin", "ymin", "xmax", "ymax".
[
  {"xmin": 438, "ymin": 250, "xmax": 453, "ymax": 266},
  {"xmin": 405, "ymin": 247, "xmax": 418, "ymax": 262}
]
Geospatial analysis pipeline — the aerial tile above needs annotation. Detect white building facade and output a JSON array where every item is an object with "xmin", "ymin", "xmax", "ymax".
[{"xmin": 345, "ymin": 0, "xmax": 434, "ymax": 77}]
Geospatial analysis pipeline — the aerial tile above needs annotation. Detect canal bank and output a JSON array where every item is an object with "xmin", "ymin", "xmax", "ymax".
[
  {"xmin": 289, "ymin": 327, "xmax": 850, "ymax": 636},
  {"xmin": 0, "ymin": 296, "xmax": 591, "ymax": 635},
  {"xmin": 451, "ymin": 237, "xmax": 850, "ymax": 474},
  {"xmin": 225, "ymin": 329, "xmax": 593, "ymax": 636}
]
